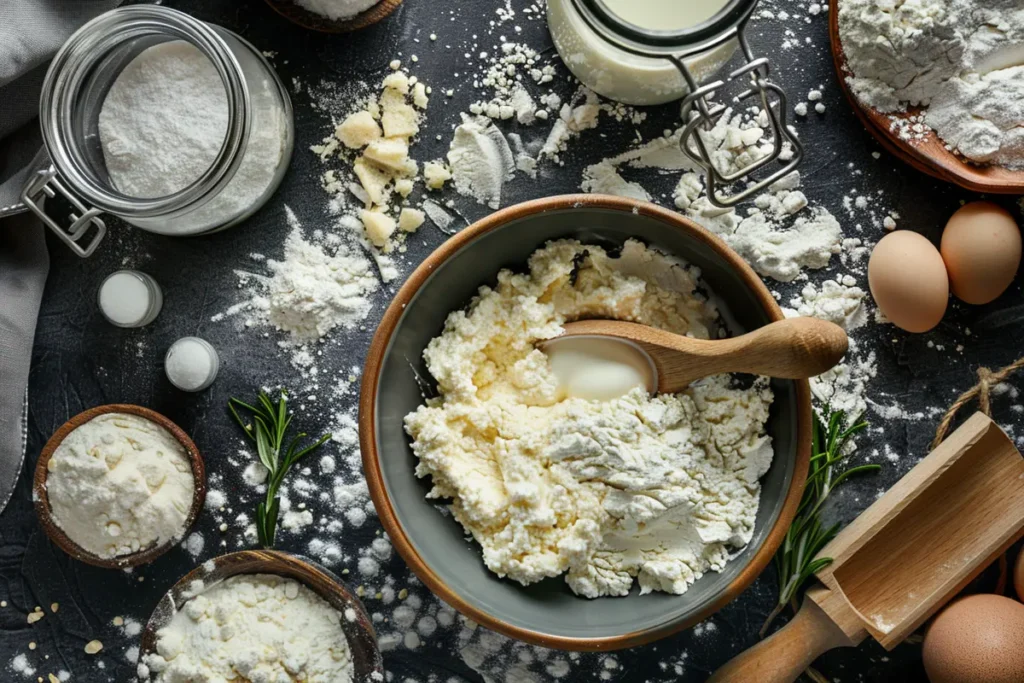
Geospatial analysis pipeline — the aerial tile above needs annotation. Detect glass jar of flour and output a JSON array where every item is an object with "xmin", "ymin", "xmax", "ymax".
[
  {"xmin": 547, "ymin": 0, "xmax": 802, "ymax": 206},
  {"xmin": 21, "ymin": 5, "xmax": 293, "ymax": 257}
]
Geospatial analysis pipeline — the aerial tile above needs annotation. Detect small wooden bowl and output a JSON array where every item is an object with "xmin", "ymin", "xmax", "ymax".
[
  {"xmin": 139, "ymin": 550, "xmax": 383, "ymax": 682},
  {"xmin": 33, "ymin": 404, "xmax": 206, "ymax": 569},
  {"xmin": 264, "ymin": 0, "xmax": 402, "ymax": 33},
  {"xmin": 829, "ymin": 0, "xmax": 1024, "ymax": 194}
]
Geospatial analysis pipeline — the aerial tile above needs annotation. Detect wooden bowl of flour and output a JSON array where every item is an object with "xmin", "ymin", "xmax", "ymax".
[
  {"xmin": 829, "ymin": 0, "xmax": 1024, "ymax": 193},
  {"xmin": 264, "ymin": 0, "xmax": 403, "ymax": 33},
  {"xmin": 359, "ymin": 194, "xmax": 813, "ymax": 650},
  {"xmin": 138, "ymin": 550, "xmax": 383, "ymax": 683},
  {"xmin": 33, "ymin": 404, "xmax": 206, "ymax": 569}
]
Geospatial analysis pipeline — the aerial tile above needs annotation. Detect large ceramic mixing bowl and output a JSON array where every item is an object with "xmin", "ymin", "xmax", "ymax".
[{"xmin": 359, "ymin": 195, "xmax": 811, "ymax": 650}]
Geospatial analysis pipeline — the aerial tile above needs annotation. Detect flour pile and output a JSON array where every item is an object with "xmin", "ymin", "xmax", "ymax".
[
  {"xmin": 405, "ymin": 240, "xmax": 775, "ymax": 598},
  {"xmin": 46, "ymin": 413, "xmax": 195, "ymax": 559},
  {"xmin": 840, "ymin": 0, "xmax": 1024, "ymax": 169},
  {"xmin": 216, "ymin": 207, "xmax": 379, "ymax": 343},
  {"xmin": 295, "ymin": 0, "xmax": 379, "ymax": 20},
  {"xmin": 139, "ymin": 574, "xmax": 353, "ymax": 682}
]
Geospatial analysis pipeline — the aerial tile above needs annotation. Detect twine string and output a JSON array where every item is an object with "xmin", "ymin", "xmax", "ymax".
[{"xmin": 930, "ymin": 358, "xmax": 1024, "ymax": 450}]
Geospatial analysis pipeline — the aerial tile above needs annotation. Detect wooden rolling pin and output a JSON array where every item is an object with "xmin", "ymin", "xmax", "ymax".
[{"xmin": 710, "ymin": 412, "xmax": 1024, "ymax": 682}]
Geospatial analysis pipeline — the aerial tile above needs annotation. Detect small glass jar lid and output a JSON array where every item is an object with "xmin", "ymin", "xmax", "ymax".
[{"xmin": 97, "ymin": 270, "xmax": 163, "ymax": 328}]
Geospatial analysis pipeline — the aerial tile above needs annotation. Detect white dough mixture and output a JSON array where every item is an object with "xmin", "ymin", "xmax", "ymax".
[
  {"xmin": 140, "ymin": 574, "xmax": 353, "ymax": 682},
  {"xmin": 840, "ymin": 0, "xmax": 1024, "ymax": 169},
  {"xmin": 46, "ymin": 413, "xmax": 194, "ymax": 559},
  {"xmin": 405, "ymin": 240, "xmax": 775, "ymax": 598}
]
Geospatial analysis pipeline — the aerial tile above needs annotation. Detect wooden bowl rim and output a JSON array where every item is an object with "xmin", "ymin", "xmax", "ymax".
[
  {"xmin": 33, "ymin": 404, "xmax": 207, "ymax": 569},
  {"xmin": 828, "ymin": 0, "xmax": 1024, "ymax": 193},
  {"xmin": 263, "ymin": 0, "xmax": 403, "ymax": 33},
  {"xmin": 138, "ymin": 550, "xmax": 383, "ymax": 680},
  {"xmin": 358, "ymin": 193, "xmax": 813, "ymax": 651}
]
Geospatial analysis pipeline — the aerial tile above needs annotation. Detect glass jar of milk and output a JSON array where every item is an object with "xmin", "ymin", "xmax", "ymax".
[
  {"xmin": 20, "ymin": 5, "xmax": 293, "ymax": 257},
  {"xmin": 548, "ymin": 0, "xmax": 739, "ymax": 106},
  {"xmin": 548, "ymin": 0, "xmax": 803, "ymax": 207}
]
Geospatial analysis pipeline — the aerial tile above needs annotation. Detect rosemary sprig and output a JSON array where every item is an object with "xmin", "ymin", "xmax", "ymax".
[
  {"xmin": 760, "ymin": 408, "xmax": 879, "ymax": 637},
  {"xmin": 229, "ymin": 391, "xmax": 331, "ymax": 548}
]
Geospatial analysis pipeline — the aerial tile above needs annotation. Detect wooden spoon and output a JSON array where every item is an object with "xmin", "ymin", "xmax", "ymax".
[
  {"xmin": 544, "ymin": 317, "xmax": 848, "ymax": 394},
  {"xmin": 829, "ymin": 0, "xmax": 1024, "ymax": 194}
]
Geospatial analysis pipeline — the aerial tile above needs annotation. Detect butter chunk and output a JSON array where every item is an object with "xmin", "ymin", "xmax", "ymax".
[
  {"xmin": 353, "ymin": 157, "xmax": 391, "ymax": 206},
  {"xmin": 361, "ymin": 209, "xmax": 397, "ymax": 247},
  {"xmin": 395, "ymin": 178, "xmax": 414, "ymax": 197},
  {"xmin": 381, "ymin": 89, "xmax": 419, "ymax": 139},
  {"xmin": 412, "ymin": 82, "xmax": 429, "ymax": 109},
  {"xmin": 423, "ymin": 161, "xmax": 452, "ymax": 190},
  {"xmin": 335, "ymin": 111, "xmax": 381, "ymax": 149},
  {"xmin": 398, "ymin": 208, "xmax": 425, "ymax": 233},
  {"xmin": 382, "ymin": 71, "xmax": 411, "ymax": 95},
  {"xmin": 363, "ymin": 138, "xmax": 410, "ymax": 173}
]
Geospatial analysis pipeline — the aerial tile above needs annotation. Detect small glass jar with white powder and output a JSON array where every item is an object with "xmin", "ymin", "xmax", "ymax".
[
  {"xmin": 165, "ymin": 337, "xmax": 220, "ymax": 392},
  {"xmin": 98, "ymin": 270, "xmax": 163, "ymax": 328},
  {"xmin": 22, "ymin": 5, "xmax": 293, "ymax": 256}
]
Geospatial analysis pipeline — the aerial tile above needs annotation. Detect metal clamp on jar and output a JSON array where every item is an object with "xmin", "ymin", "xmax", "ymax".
[
  {"xmin": 548, "ymin": 0, "xmax": 802, "ymax": 207},
  {"xmin": 18, "ymin": 5, "xmax": 293, "ymax": 257}
]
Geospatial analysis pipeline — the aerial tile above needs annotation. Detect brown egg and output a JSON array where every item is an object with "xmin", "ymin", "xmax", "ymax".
[
  {"xmin": 941, "ymin": 202, "xmax": 1021, "ymax": 305},
  {"xmin": 868, "ymin": 231, "xmax": 949, "ymax": 333},
  {"xmin": 923, "ymin": 594, "xmax": 1024, "ymax": 683},
  {"xmin": 1015, "ymin": 551, "xmax": 1024, "ymax": 601}
]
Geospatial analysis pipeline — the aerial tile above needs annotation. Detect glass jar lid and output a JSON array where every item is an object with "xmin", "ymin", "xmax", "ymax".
[{"xmin": 578, "ymin": 0, "xmax": 757, "ymax": 56}]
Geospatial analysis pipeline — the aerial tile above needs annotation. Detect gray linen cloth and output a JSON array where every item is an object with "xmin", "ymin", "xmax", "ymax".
[{"xmin": 0, "ymin": 1, "xmax": 119, "ymax": 512}]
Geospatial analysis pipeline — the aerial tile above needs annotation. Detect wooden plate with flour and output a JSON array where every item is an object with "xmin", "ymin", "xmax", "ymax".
[{"xmin": 828, "ymin": 0, "xmax": 1024, "ymax": 194}]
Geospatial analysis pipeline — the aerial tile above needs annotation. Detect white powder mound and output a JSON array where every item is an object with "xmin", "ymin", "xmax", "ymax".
[
  {"xmin": 46, "ymin": 413, "xmax": 194, "ymax": 559},
  {"xmin": 98, "ymin": 40, "xmax": 287, "ymax": 233},
  {"xmin": 784, "ymin": 277, "xmax": 868, "ymax": 331},
  {"xmin": 405, "ymin": 240, "xmax": 775, "ymax": 598},
  {"xmin": 140, "ymin": 574, "xmax": 353, "ymax": 683},
  {"xmin": 294, "ymin": 0, "xmax": 379, "ymax": 20},
  {"xmin": 676, "ymin": 170, "xmax": 842, "ymax": 283},
  {"xmin": 446, "ymin": 114, "xmax": 515, "ymax": 209},
  {"xmin": 220, "ymin": 207, "xmax": 379, "ymax": 343},
  {"xmin": 840, "ymin": 0, "xmax": 1024, "ymax": 168},
  {"xmin": 540, "ymin": 88, "xmax": 602, "ymax": 161}
]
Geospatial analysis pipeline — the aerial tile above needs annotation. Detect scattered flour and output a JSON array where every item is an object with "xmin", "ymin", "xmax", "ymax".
[{"xmin": 216, "ymin": 207, "xmax": 379, "ymax": 344}]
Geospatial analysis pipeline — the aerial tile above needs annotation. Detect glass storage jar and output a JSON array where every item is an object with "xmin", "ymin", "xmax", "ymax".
[
  {"xmin": 547, "ymin": 0, "xmax": 802, "ymax": 207},
  {"xmin": 22, "ymin": 5, "xmax": 293, "ymax": 257},
  {"xmin": 548, "ymin": 0, "xmax": 738, "ymax": 106}
]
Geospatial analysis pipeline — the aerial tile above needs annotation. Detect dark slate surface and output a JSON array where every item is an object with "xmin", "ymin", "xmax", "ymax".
[{"xmin": 4, "ymin": 0, "xmax": 1024, "ymax": 681}]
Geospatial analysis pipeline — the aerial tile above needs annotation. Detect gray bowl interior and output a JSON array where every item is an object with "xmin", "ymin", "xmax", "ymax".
[{"xmin": 374, "ymin": 206, "xmax": 799, "ymax": 641}]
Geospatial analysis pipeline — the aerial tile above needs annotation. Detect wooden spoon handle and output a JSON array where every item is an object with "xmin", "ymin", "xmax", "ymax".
[
  {"xmin": 701, "ymin": 317, "xmax": 849, "ymax": 379},
  {"xmin": 708, "ymin": 592, "xmax": 855, "ymax": 683}
]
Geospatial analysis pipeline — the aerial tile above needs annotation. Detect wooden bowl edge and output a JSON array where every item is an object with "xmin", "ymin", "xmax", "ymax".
[
  {"xmin": 357, "ymin": 193, "xmax": 814, "ymax": 650},
  {"xmin": 138, "ymin": 550, "xmax": 383, "ymax": 679},
  {"xmin": 263, "ymin": 0, "xmax": 403, "ymax": 33},
  {"xmin": 33, "ymin": 404, "xmax": 207, "ymax": 569},
  {"xmin": 827, "ymin": 0, "xmax": 1024, "ymax": 193}
]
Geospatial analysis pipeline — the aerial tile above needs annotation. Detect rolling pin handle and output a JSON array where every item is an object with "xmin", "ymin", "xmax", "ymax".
[{"xmin": 708, "ymin": 590, "xmax": 857, "ymax": 683}]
